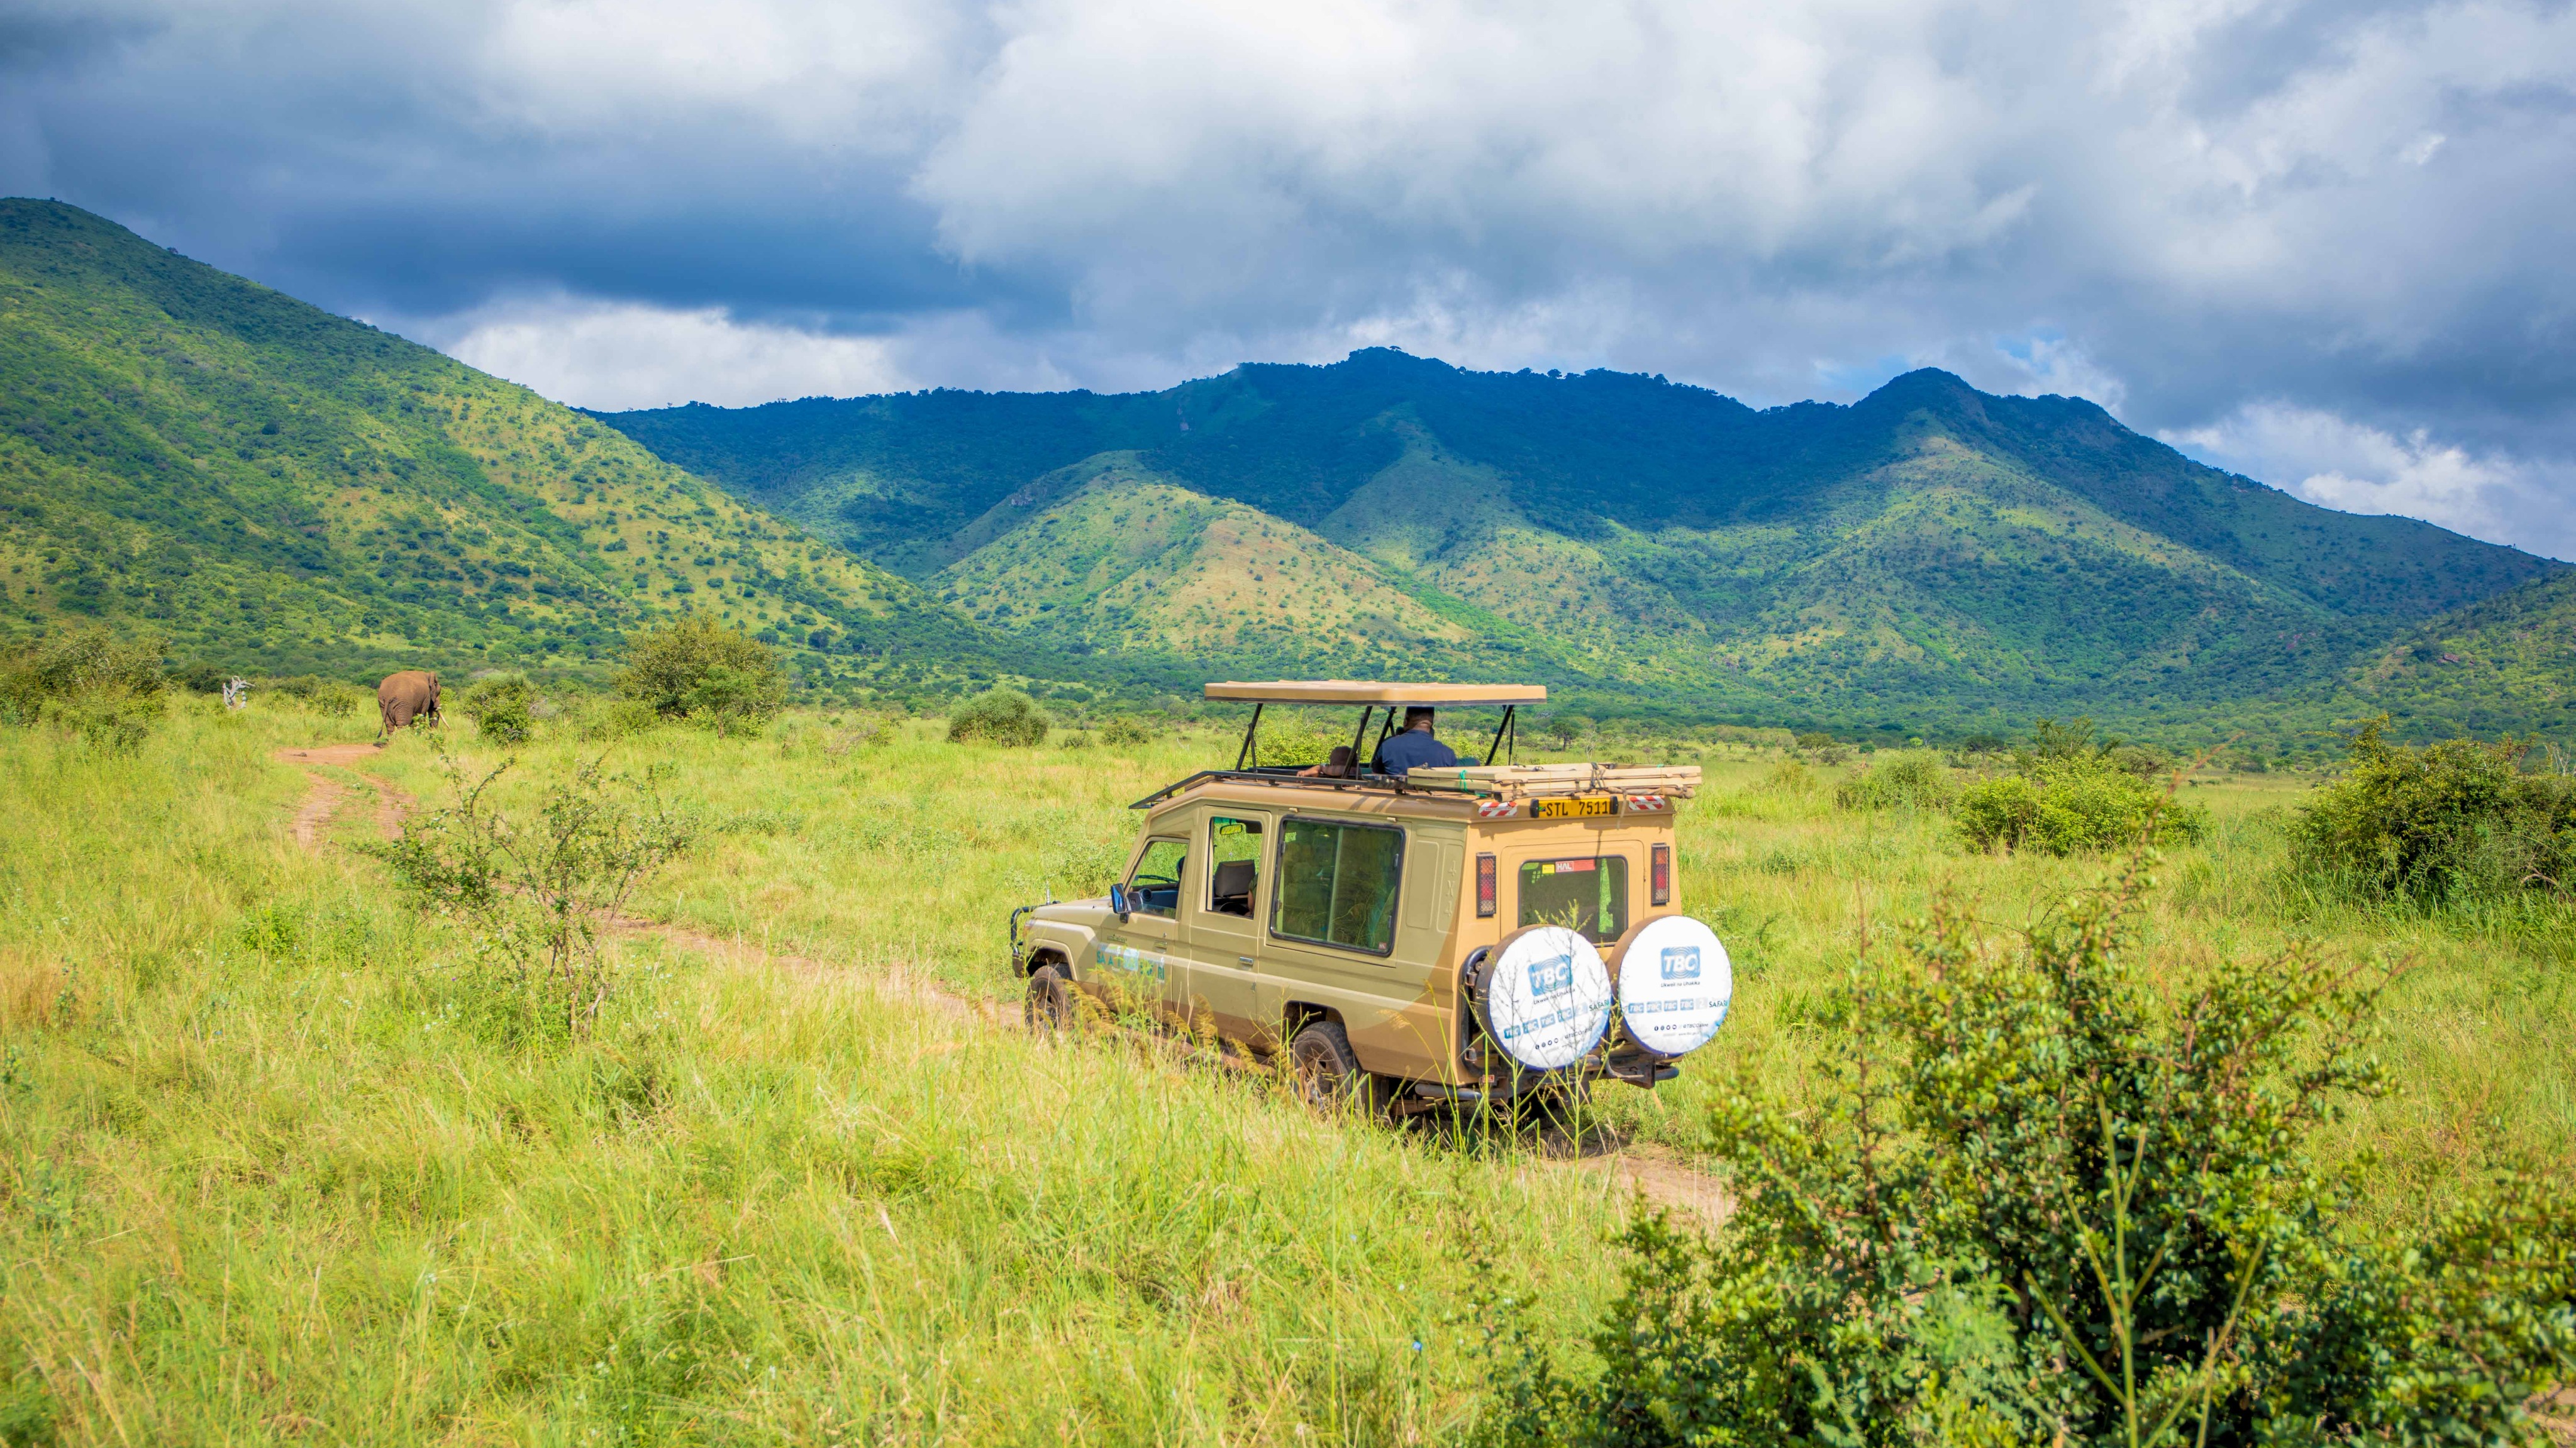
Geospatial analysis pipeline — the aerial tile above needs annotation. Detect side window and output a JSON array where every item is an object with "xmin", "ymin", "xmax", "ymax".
[
  {"xmin": 1208, "ymin": 815, "xmax": 1265, "ymax": 917},
  {"xmin": 1272, "ymin": 817, "xmax": 1404, "ymax": 954},
  {"xmin": 1518, "ymin": 856, "xmax": 1628, "ymax": 943},
  {"xmin": 1128, "ymin": 837, "xmax": 1187, "ymax": 918}
]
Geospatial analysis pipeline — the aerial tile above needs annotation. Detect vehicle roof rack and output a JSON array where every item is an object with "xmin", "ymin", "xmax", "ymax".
[
  {"xmin": 1203, "ymin": 680, "xmax": 1547, "ymax": 706},
  {"xmin": 1130, "ymin": 768, "xmax": 1412, "ymax": 810},
  {"xmin": 1128, "ymin": 762, "xmax": 1702, "ymax": 810}
]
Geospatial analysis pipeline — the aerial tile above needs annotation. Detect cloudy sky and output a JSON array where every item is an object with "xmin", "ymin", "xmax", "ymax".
[{"xmin": 7, "ymin": 0, "xmax": 2573, "ymax": 558}]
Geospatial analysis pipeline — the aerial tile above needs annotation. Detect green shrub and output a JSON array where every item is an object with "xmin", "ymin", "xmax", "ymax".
[
  {"xmin": 947, "ymin": 688, "xmax": 1050, "ymax": 746},
  {"xmin": 1760, "ymin": 758, "xmax": 1817, "ymax": 795},
  {"xmin": 263, "ymin": 675, "xmax": 367, "ymax": 716},
  {"xmin": 1958, "ymin": 755, "xmax": 2207, "ymax": 854},
  {"xmin": 617, "ymin": 616, "xmax": 786, "ymax": 736},
  {"xmin": 0, "ymin": 627, "xmax": 167, "ymax": 751},
  {"xmin": 576, "ymin": 697, "xmax": 663, "ymax": 742},
  {"xmin": 1479, "ymin": 865, "xmax": 2576, "ymax": 1445},
  {"xmin": 1097, "ymin": 715, "xmax": 1155, "ymax": 748},
  {"xmin": 462, "ymin": 672, "xmax": 536, "ymax": 746},
  {"xmin": 371, "ymin": 756, "xmax": 692, "ymax": 1044},
  {"xmin": 1835, "ymin": 749, "xmax": 1955, "ymax": 810},
  {"xmin": 2290, "ymin": 720, "xmax": 2575, "ymax": 905}
]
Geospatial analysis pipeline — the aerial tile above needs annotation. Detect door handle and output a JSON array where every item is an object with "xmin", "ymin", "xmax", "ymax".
[{"xmin": 1238, "ymin": 956, "xmax": 1254, "ymax": 965}]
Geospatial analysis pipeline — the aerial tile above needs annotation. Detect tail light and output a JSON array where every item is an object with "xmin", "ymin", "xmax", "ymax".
[
  {"xmin": 1475, "ymin": 853, "xmax": 1497, "ymax": 917},
  {"xmin": 1651, "ymin": 844, "xmax": 1672, "ymax": 907}
]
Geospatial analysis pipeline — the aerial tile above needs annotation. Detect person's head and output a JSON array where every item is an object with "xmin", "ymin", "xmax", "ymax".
[
  {"xmin": 1324, "ymin": 745, "xmax": 1354, "ymax": 777},
  {"xmin": 1402, "ymin": 707, "xmax": 1436, "ymax": 734}
]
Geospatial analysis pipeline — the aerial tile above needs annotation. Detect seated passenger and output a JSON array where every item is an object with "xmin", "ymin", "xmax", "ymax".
[
  {"xmin": 1372, "ymin": 707, "xmax": 1458, "ymax": 775},
  {"xmin": 1297, "ymin": 745, "xmax": 1358, "ymax": 779}
]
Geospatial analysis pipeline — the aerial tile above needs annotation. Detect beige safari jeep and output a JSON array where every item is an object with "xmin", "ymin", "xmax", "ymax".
[{"xmin": 1009, "ymin": 682, "xmax": 1735, "ymax": 1111}]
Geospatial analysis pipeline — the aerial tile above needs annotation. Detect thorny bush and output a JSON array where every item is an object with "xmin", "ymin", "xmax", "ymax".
[
  {"xmin": 1478, "ymin": 858, "xmax": 2576, "ymax": 1446},
  {"xmin": 371, "ymin": 754, "xmax": 693, "ymax": 1043},
  {"xmin": 2292, "ymin": 717, "xmax": 2576, "ymax": 907},
  {"xmin": 0, "ymin": 626, "xmax": 167, "ymax": 752}
]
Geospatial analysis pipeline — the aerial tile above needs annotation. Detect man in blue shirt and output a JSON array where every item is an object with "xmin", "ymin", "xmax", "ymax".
[{"xmin": 1373, "ymin": 707, "xmax": 1459, "ymax": 775}]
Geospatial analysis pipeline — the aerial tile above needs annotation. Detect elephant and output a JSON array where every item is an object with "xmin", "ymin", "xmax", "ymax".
[{"xmin": 377, "ymin": 670, "xmax": 441, "ymax": 738}]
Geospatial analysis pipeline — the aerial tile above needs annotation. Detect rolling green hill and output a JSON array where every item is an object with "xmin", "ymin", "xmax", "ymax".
[
  {"xmin": 605, "ymin": 352, "xmax": 2563, "ymax": 741},
  {"xmin": 9, "ymin": 196, "xmax": 2560, "ymax": 742},
  {"xmin": 2334, "ymin": 570, "xmax": 2576, "ymax": 741},
  {"xmin": 0, "ymin": 199, "xmax": 1084, "ymax": 697}
]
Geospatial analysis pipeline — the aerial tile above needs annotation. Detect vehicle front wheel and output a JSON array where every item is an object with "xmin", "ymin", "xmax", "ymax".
[
  {"xmin": 1288, "ymin": 1021, "xmax": 1387, "ymax": 1115},
  {"xmin": 1025, "ymin": 964, "xmax": 1079, "ymax": 1036}
]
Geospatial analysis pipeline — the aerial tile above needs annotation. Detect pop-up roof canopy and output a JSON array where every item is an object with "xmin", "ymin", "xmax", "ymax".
[{"xmin": 1204, "ymin": 680, "xmax": 1546, "ymax": 706}]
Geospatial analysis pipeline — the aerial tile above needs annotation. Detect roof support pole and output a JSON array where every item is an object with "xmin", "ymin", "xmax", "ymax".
[
  {"xmin": 1346, "ymin": 706, "xmax": 1375, "ymax": 773},
  {"xmin": 1234, "ymin": 703, "xmax": 1264, "ymax": 770},
  {"xmin": 1485, "ymin": 705, "xmax": 1516, "ymax": 768}
]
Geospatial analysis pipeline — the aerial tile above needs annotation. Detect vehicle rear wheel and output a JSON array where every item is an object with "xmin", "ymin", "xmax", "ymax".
[
  {"xmin": 1288, "ymin": 1021, "xmax": 1384, "ymax": 1114},
  {"xmin": 1025, "ymin": 964, "xmax": 1079, "ymax": 1036}
]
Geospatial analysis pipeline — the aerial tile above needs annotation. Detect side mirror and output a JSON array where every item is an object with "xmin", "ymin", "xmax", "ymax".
[{"xmin": 1108, "ymin": 883, "xmax": 1131, "ymax": 920}]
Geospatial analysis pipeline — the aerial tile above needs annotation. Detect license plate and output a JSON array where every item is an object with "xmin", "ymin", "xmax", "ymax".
[{"xmin": 1531, "ymin": 797, "xmax": 1616, "ymax": 819}]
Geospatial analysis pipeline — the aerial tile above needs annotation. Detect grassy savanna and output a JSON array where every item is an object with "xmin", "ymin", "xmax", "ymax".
[
  {"xmin": 0, "ymin": 704, "xmax": 1630, "ymax": 1444},
  {"xmin": 3, "ymin": 697, "xmax": 2570, "ymax": 1441},
  {"xmin": 397, "ymin": 710, "xmax": 2567, "ymax": 1195}
]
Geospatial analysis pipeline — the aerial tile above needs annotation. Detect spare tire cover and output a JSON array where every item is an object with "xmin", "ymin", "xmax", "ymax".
[
  {"xmin": 1477, "ymin": 926, "xmax": 1614, "ymax": 1071},
  {"xmin": 1614, "ymin": 915, "xmax": 1733, "ymax": 1058}
]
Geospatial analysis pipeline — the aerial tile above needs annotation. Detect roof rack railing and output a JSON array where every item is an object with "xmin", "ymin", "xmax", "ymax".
[{"xmin": 1129, "ymin": 768, "xmax": 1416, "ymax": 811}]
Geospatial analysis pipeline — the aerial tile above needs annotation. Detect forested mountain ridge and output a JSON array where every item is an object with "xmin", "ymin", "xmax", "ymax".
[
  {"xmin": 604, "ymin": 350, "xmax": 2562, "ymax": 739},
  {"xmin": 0, "ymin": 200, "xmax": 1057, "ymax": 691},
  {"xmin": 7, "ymin": 196, "xmax": 2560, "ymax": 743}
]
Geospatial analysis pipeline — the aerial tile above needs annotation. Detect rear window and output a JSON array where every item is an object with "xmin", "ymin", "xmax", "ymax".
[
  {"xmin": 1272, "ymin": 817, "xmax": 1404, "ymax": 954},
  {"xmin": 1518, "ymin": 856, "xmax": 1628, "ymax": 942}
]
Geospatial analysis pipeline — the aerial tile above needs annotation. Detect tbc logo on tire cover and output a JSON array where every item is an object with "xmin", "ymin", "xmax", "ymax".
[
  {"xmin": 1480, "ymin": 927, "xmax": 1613, "ymax": 1072},
  {"xmin": 1616, "ymin": 916, "xmax": 1732, "ymax": 1058}
]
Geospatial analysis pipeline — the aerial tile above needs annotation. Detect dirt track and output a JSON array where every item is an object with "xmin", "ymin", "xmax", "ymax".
[{"xmin": 275, "ymin": 743, "xmax": 1731, "ymax": 1229}]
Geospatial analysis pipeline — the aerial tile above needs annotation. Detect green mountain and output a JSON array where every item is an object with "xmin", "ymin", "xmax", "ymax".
[
  {"xmin": 2334, "ymin": 570, "xmax": 2576, "ymax": 741},
  {"xmin": 0, "ymin": 199, "xmax": 1073, "ymax": 695},
  {"xmin": 602, "ymin": 351, "xmax": 2563, "ymax": 741},
  {"xmin": 9, "ymin": 196, "xmax": 2557, "ymax": 742}
]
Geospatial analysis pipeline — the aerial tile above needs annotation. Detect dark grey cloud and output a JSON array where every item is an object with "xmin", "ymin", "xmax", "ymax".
[{"xmin": 4, "ymin": 0, "xmax": 2572, "ymax": 556}]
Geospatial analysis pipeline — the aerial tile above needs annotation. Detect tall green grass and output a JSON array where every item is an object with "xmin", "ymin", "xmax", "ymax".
[
  {"xmin": 3, "ymin": 702, "xmax": 2569, "ymax": 1442},
  {"xmin": 0, "ymin": 705, "xmax": 1631, "ymax": 1443}
]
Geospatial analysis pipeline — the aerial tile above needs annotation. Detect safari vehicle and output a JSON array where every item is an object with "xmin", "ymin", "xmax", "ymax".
[{"xmin": 1008, "ymin": 682, "xmax": 1735, "ymax": 1111}]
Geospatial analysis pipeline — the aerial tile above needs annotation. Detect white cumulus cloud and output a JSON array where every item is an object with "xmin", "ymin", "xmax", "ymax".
[
  {"xmin": 2166, "ymin": 404, "xmax": 2576, "ymax": 561},
  {"xmin": 430, "ymin": 299, "xmax": 914, "ymax": 411}
]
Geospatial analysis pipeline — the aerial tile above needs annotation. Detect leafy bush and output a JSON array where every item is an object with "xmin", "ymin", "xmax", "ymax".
[
  {"xmin": 462, "ymin": 671, "xmax": 535, "ymax": 746},
  {"xmin": 1958, "ymin": 756, "xmax": 2207, "ymax": 854},
  {"xmin": 1480, "ymin": 864, "xmax": 2576, "ymax": 1445},
  {"xmin": 2291, "ymin": 719, "xmax": 2575, "ymax": 905},
  {"xmin": 371, "ymin": 757, "xmax": 693, "ymax": 1044},
  {"xmin": 1835, "ymin": 749, "xmax": 1955, "ymax": 811},
  {"xmin": 263, "ymin": 675, "xmax": 367, "ymax": 716},
  {"xmin": 617, "ymin": 616, "xmax": 786, "ymax": 736},
  {"xmin": 1796, "ymin": 731, "xmax": 1852, "ymax": 765},
  {"xmin": 574, "ymin": 697, "xmax": 663, "ymax": 742},
  {"xmin": 1760, "ymin": 758, "xmax": 1818, "ymax": 796},
  {"xmin": 1097, "ymin": 715, "xmax": 1155, "ymax": 748},
  {"xmin": 0, "ymin": 627, "xmax": 167, "ymax": 751},
  {"xmin": 947, "ymin": 688, "xmax": 1050, "ymax": 746}
]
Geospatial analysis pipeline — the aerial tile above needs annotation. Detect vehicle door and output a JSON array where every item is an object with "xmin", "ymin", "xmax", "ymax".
[
  {"xmin": 1179, "ymin": 808, "xmax": 1274, "ymax": 1047},
  {"xmin": 1258, "ymin": 814, "xmax": 1453, "ymax": 1080},
  {"xmin": 1094, "ymin": 832, "xmax": 1189, "ymax": 1022}
]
